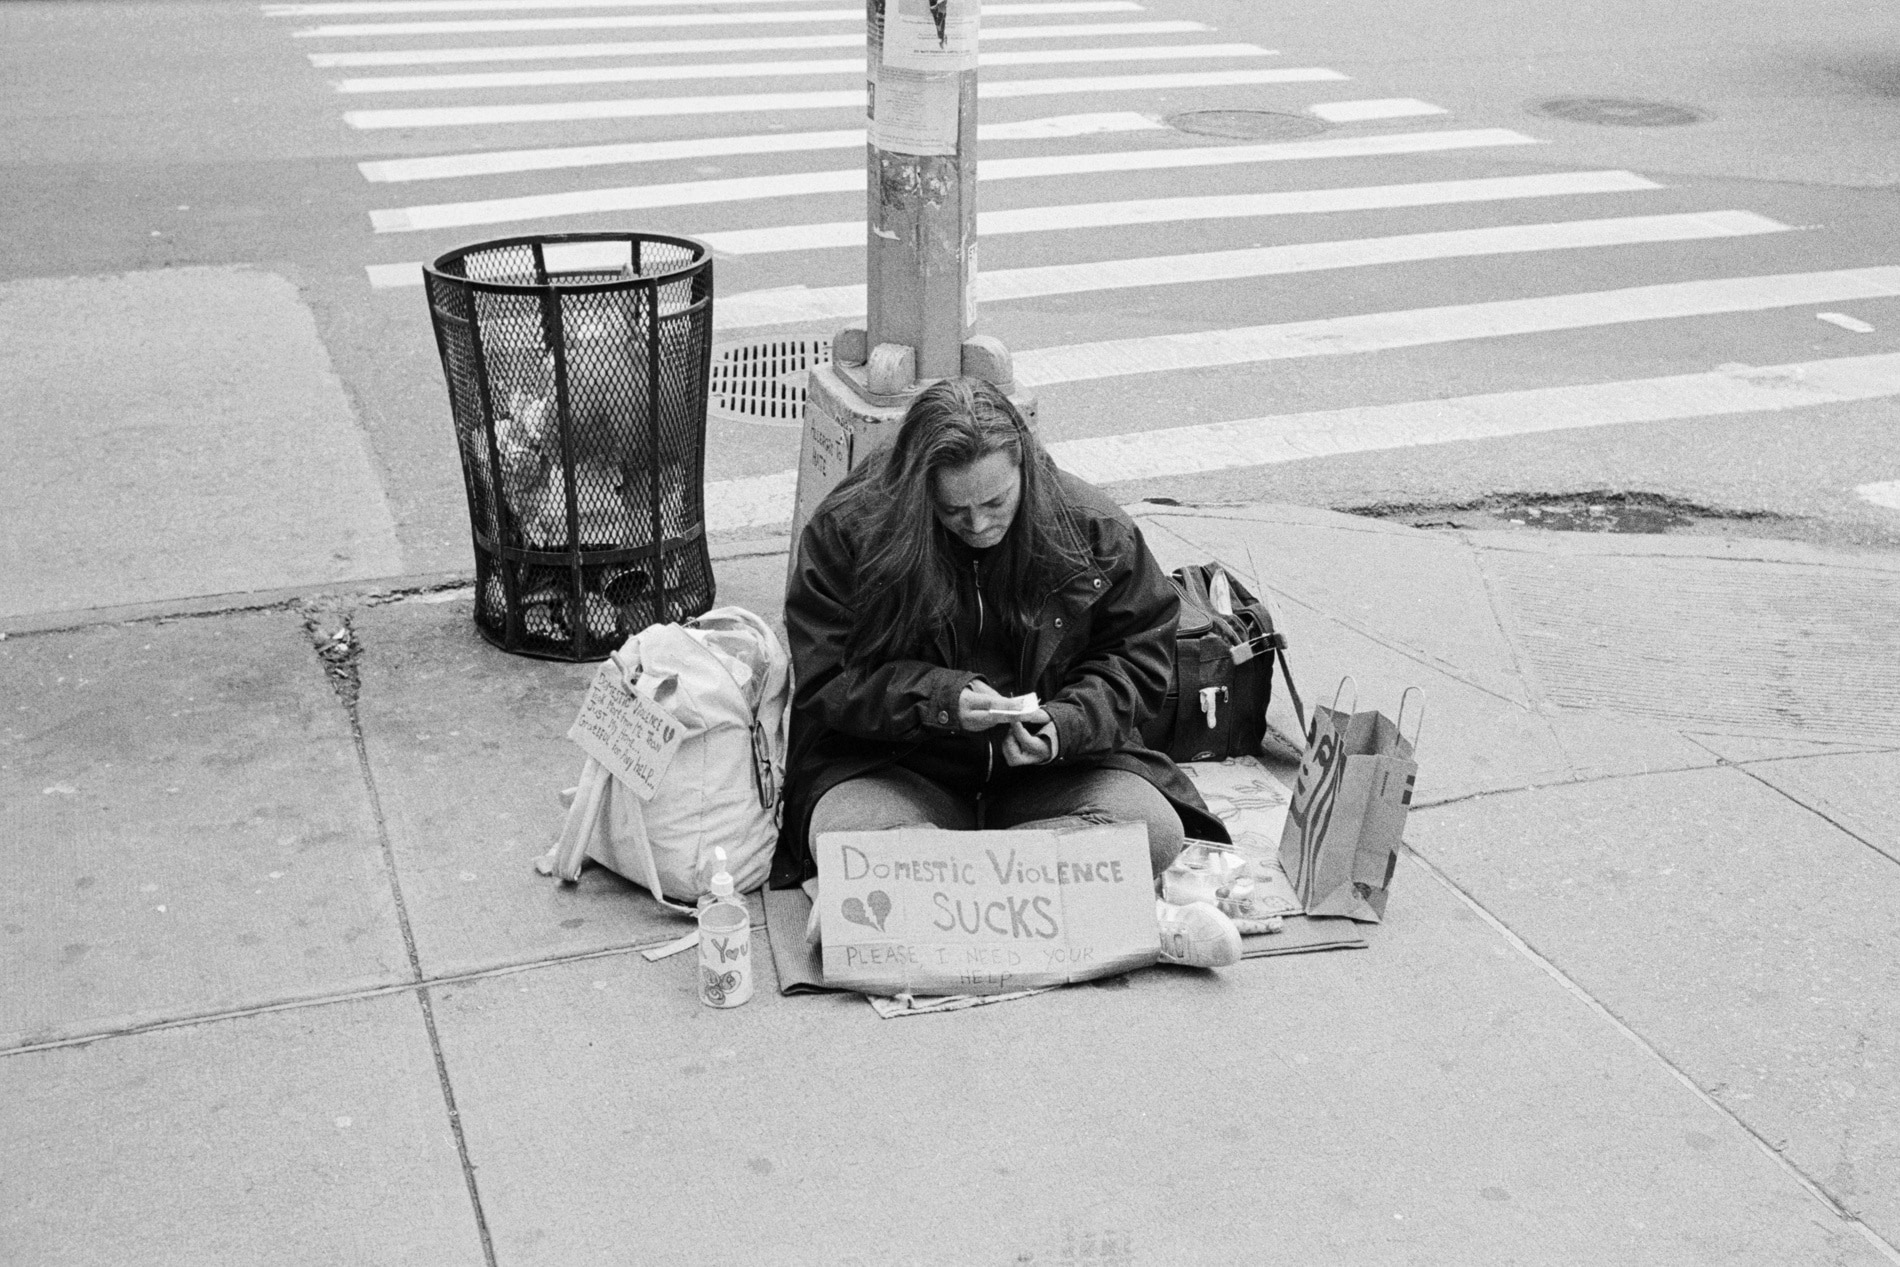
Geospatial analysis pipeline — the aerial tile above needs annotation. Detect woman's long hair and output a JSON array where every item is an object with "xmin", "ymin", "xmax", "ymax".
[{"xmin": 834, "ymin": 376, "xmax": 1091, "ymax": 665}]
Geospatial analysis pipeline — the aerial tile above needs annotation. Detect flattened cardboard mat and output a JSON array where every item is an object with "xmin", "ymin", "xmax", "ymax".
[{"xmin": 763, "ymin": 758, "xmax": 1366, "ymax": 1015}]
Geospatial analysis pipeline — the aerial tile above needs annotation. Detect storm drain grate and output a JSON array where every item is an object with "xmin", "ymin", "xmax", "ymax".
[
  {"xmin": 1528, "ymin": 96, "xmax": 1708, "ymax": 127},
  {"xmin": 1164, "ymin": 109, "xmax": 1329, "ymax": 141},
  {"xmin": 707, "ymin": 338, "xmax": 831, "ymax": 427}
]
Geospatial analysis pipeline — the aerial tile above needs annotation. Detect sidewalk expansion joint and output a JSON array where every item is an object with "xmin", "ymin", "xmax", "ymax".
[
  {"xmin": 1410, "ymin": 758, "xmax": 1724, "ymax": 814},
  {"xmin": 1402, "ymin": 843, "xmax": 1900, "ymax": 1265},
  {"xmin": 314, "ymin": 598, "xmax": 501, "ymax": 1267},
  {"xmin": 0, "ymin": 939, "xmax": 688, "ymax": 1061},
  {"xmin": 1718, "ymin": 757, "xmax": 1900, "ymax": 871}
]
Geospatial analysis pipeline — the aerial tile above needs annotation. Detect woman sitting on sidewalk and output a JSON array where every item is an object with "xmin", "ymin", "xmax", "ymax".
[{"xmin": 770, "ymin": 375, "xmax": 1240, "ymax": 966}]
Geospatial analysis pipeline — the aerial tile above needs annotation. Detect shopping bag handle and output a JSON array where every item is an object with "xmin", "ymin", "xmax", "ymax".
[
  {"xmin": 1397, "ymin": 686, "xmax": 1425, "ymax": 751},
  {"xmin": 1331, "ymin": 675, "xmax": 1358, "ymax": 716}
]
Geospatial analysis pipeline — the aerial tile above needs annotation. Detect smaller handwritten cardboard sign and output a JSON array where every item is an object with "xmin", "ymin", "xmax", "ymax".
[
  {"xmin": 815, "ymin": 822, "xmax": 1156, "ymax": 996},
  {"xmin": 567, "ymin": 664, "xmax": 684, "ymax": 801}
]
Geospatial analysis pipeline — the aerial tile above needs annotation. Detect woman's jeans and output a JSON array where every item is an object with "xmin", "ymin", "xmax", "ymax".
[{"xmin": 808, "ymin": 764, "xmax": 1186, "ymax": 879}]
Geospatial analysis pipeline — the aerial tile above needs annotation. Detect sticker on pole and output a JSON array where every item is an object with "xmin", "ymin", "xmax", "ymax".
[{"xmin": 567, "ymin": 664, "xmax": 684, "ymax": 800}]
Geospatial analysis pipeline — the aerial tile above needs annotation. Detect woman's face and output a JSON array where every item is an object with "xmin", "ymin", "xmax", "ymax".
[{"xmin": 932, "ymin": 450, "xmax": 1022, "ymax": 550}]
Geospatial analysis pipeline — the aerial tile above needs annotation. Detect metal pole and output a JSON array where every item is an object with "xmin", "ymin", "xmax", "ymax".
[{"xmin": 786, "ymin": 0, "xmax": 1035, "ymax": 560}]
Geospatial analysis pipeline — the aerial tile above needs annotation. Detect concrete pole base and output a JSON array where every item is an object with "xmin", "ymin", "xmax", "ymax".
[{"xmin": 785, "ymin": 331, "xmax": 1039, "ymax": 571}]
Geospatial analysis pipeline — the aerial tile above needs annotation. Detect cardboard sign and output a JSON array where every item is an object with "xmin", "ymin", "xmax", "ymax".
[
  {"xmin": 816, "ymin": 823, "xmax": 1157, "ymax": 996},
  {"xmin": 567, "ymin": 664, "xmax": 684, "ymax": 801}
]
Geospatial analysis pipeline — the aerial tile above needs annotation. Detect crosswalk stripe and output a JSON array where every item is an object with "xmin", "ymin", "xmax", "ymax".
[
  {"xmin": 369, "ymin": 128, "xmax": 1537, "ymax": 232},
  {"xmin": 271, "ymin": 0, "xmax": 850, "ymax": 13},
  {"xmin": 374, "ymin": 167, "xmax": 859, "ymax": 230},
  {"xmin": 334, "ymin": 43, "xmax": 1277, "ymax": 93},
  {"xmin": 344, "ymin": 67, "xmax": 1346, "ymax": 127},
  {"xmin": 306, "ymin": 21, "xmax": 1210, "ymax": 66},
  {"xmin": 1013, "ymin": 267, "xmax": 1900, "ymax": 386},
  {"xmin": 362, "ymin": 170, "xmax": 1664, "ymax": 286},
  {"xmin": 1308, "ymin": 97, "xmax": 1446, "ymax": 122},
  {"xmin": 360, "ymin": 110, "xmax": 1164, "ymax": 182},
  {"xmin": 703, "ymin": 353, "xmax": 1900, "ymax": 531},
  {"xmin": 294, "ymin": 2, "xmax": 1139, "ymax": 37},
  {"xmin": 711, "ymin": 212, "xmax": 1793, "ymax": 330},
  {"xmin": 1050, "ymin": 353, "xmax": 1900, "ymax": 484}
]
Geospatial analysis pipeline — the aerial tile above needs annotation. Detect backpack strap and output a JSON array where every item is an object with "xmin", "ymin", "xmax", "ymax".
[
  {"xmin": 612, "ymin": 790, "xmax": 697, "ymax": 916},
  {"xmin": 1225, "ymin": 564, "xmax": 1308, "ymax": 736},
  {"xmin": 548, "ymin": 754, "xmax": 696, "ymax": 914},
  {"xmin": 550, "ymin": 757, "xmax": 611, "ymax": 882}
]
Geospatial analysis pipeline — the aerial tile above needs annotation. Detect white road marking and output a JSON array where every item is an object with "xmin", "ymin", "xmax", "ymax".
[
  {"xmin": 342, "ymin": 55, "xmax": 865, "ymax": 93},
  {"xmin": 374, "ymin": 167, "xmax": 860, "ymax": 231},
  {"xmin": 980, "ymin": 126, "xmax": 1533, "ymax": 178},
  {"xmin": 1051, "ymin": 354, "xmax": 1900, "ymax": 484},
  {"xmin": 371, "ymin": 128, "xmax": 1533, "ymax": 231},
  {"xmin": 272, "ymin": 0, "xmax": 843, "ymax": 12},
  {"xmin": 306, "ymin": 21, "xmax": 1208, "ymax": 65},
  {"xmin": 334, "ymin": 43, "xmax": 1276, "ymax": 92},
  {"xmin": 1308, "ymin": 97, "xmax": 1446, "ymax": 122},
  {"xmin": 1817, "ymin": 311, "xmax": 1877, "ymax": 333},
  {"xmin": 711, "ymin": 212, "xmax": 1794, "ymax": 330},
  {"xmin": 363, "ymin": 169, "xmax": 1664, "ymax": 285},
  {"xmin": 703, "ymin": 354, "xmax": 1900, "ymax": 531},
  {"xmin": 346, "ymin": 66, "xmax": 1346, "ymax": 127},
  {"xmin": 367, "ymin": 262, "xmax": 425, "ymax": 288},
  {"xmin": 360, "ymin": 110, "xmax": 1164, "ymax": 182},
  {"xmin": 1857, "ymin": 480, "xmax": 1900, "ymax": 510},
  {"xmin": 294, "ymin": 2, "xmax": 1140, "ymax": 37},
  {"xmin": 1014, "ymin": 267, "xmax": 1900, "ymax": 386}
]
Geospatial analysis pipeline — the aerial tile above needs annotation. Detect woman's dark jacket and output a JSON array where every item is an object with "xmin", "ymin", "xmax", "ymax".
[{"xmin": 768, "ymin": 468, "xmax": 1229, "ymax": 888}]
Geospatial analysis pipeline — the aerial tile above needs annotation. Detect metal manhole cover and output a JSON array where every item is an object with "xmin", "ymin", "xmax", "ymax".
[
  {"xmin": 1164, "ymin": 109, "xmax": 1328, "ymax": 141},
  {"xmin": 1528, "ymin": 96, "xmax": 1708, "ymax": 127},
  {"xmin": 708, "ymin": 338, "xmax": 830, "ymax": 427}
]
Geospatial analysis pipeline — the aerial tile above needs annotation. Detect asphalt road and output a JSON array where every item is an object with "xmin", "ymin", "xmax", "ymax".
[{"xmin": 4, "ymin": 0, "xmax": 1900, "ymax": 605}]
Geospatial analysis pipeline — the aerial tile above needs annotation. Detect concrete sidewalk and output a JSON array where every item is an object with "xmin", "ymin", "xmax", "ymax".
[{"xmin": 4, "ymin": 506, "xmax": 1898, "ymax": 1266}]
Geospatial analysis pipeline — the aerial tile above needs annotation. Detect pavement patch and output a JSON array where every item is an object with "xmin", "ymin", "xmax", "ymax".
[
  {"xmin": 0, "ymin": 612, "xmax": 409, "ymax": 1049},
  {"xmin": 1344, "ymin": 489, "xmax": 1790, "ymax": 535},
  {"xmin": 1408, "ymin": 767, "xmax": 1900, "ymax": 1248},
  {"xmin": 0, "ymin": 266, "xmax": 404, "ymax": 621},
  {"xmin": 0, "ymin": 991, "xmax": 483, "ymax": 1264},
  {"xmin": 349, "ymin": 597, "xmax": 691, "ymax": 977}
]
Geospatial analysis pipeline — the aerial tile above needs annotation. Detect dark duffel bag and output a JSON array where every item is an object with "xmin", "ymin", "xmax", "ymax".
[{"xmin": 1141, "ymin": 563, "xmax": 1302, "ymax": 763}]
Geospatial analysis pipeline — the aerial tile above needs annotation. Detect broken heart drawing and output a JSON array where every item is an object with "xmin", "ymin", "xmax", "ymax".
[{"xmin": 841, "ymin": 890, "xmax": 892, "ymax": 931}]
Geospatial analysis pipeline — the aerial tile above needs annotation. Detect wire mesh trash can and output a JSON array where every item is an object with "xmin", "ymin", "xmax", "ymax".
[{"xmin": 424, "ymin": 232, "xmax": 716, "ymax": 660}]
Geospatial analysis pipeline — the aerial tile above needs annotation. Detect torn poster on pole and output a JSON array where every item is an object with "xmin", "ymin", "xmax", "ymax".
[{"xmin": 881, "ymin": 0, "xmax": 978, "ymax": 71}]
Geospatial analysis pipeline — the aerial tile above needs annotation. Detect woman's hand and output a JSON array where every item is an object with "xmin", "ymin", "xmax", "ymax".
[
  {"xmin": 957, "ymin": 684, "xmax": 1049, "ymax": 732},
  {"xmin": 1001, "ymin": 720, "xmax": 1057, "ymax": 766}
]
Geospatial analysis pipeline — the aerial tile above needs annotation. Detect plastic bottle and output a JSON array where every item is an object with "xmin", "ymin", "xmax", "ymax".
[{"xmin": 697, "ymin": 847, "xmax": 753, "ymax": 1008}]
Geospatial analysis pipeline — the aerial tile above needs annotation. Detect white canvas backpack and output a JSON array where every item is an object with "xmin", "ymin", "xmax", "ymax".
[{"xmin": 543, "ymin": 606, "xmax": 789, "ymax": 911}]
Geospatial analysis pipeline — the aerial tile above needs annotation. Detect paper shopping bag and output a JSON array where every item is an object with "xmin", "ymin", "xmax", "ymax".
[
  {"xmin": 813, "ymin": 822, "xmax": 1158, "ymax": 996},
  {"xmin": 1278, "ymin": 680, "xmax": 1422, "ymax": 923}
]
